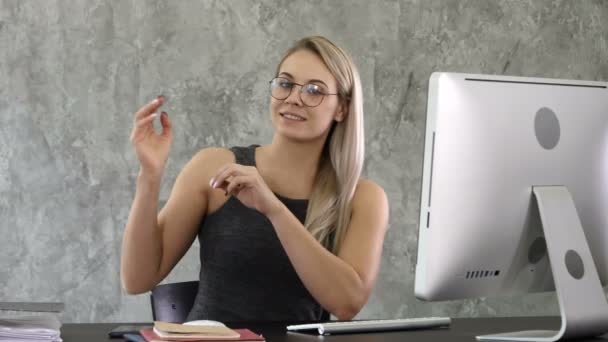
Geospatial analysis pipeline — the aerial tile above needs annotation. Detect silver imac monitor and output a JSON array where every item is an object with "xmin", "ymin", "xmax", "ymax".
[{"xmin": 415, "ymin": 72, "xmax": 608, "ymax": 341}]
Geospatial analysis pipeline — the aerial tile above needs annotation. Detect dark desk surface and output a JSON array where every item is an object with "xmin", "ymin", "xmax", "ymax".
[{"xmin": 60, "ymin": 317, "xmax": 608, "ymax": 342}]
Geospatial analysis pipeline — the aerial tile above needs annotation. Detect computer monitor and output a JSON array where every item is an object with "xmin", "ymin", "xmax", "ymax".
[{"xmin": 415, "ymin": 72, "xmax": 608, "ymax": 341}]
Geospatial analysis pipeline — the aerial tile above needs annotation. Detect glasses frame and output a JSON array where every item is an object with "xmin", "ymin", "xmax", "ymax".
[{"xmin": 269, "ymin": 77, "xmax": 339, "ymax": 108}]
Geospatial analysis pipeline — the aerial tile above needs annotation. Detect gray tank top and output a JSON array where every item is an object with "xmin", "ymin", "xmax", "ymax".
[{"xmin": 187, "ymin": 145, "xmax": 329, "ymax": 322}]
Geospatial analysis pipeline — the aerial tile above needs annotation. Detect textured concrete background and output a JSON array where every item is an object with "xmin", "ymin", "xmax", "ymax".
[{"xmin": 1, "ymin": 0, "xmax": 607, "ymax": 323}]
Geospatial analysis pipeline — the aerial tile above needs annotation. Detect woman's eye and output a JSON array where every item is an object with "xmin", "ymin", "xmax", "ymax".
[
  {"xmin": 304, "ymin": 85, "xmax": 322, "ymax": 95},
  {"xmin": 279, "ymin": 80, "xmax": 293, "ymax": 88}
]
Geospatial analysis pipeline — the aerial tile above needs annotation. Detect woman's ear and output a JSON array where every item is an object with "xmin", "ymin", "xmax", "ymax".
[{"xmin": 335, "ymin": 101, "xmax": 348, "ymax": 122}]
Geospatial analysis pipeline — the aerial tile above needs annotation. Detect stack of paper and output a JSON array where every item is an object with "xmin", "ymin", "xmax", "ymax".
[
  {"xmin": 0, "ymin": 303, "xmax": 64, "ymax": 314},
  {"xmin": 0, "ymin": 315, "xmax": 62, "ymax": 342}
]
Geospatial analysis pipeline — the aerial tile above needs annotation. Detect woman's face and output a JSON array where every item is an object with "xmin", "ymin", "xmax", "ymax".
[{"xmin": 270, "ymin": 49, "xmax": 345, "ymax": 142}]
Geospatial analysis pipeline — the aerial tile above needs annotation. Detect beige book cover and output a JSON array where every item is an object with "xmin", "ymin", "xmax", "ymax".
[{"xmin": 153, "ymin": 321, "xmax": 240, "ymax": 339}]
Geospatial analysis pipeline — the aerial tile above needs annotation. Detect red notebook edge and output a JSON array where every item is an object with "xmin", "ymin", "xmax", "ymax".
[{"xmin": 139, "ymin": 328, "xmax": 265, "ymax": 342}]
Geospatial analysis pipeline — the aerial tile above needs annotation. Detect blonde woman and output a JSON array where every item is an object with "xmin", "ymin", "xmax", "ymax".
[{"xmin": 121, "ymin": 36, "xmax": 389, "ymax": 321}]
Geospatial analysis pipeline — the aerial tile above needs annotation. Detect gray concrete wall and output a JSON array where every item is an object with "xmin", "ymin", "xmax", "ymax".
[{"xmin": 1, "ymin": 0, "xmax": 607, "ymax": 323}]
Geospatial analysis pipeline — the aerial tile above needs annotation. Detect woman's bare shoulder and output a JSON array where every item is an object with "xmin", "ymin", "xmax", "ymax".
[
  {"xmin": 175, "ymin": 147, "xmax": 236, "ymax": 188},
  {"xmin": 354, "ymin": 178, "xmax": 386, "ymax": 197},
  {"xmin": 190, "ymin": 147, "xmax": 236, "ymax": 170},
  {"xmin": 352, "ymin": 178, "xmax": 388, "ymax": 210}
]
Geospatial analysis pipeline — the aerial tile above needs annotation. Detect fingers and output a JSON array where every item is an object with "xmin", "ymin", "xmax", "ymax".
[
  {"xmin": 210, "ymin": 164, "xmax": 249, "ymax": 190},
  {"xmin": 135, "ymin": 112, "xmax": 157, "ymax": 128},
  {"xmin": 225, "ymin": 175, "xmax": 253, "ymax": 196},
  {"xmin": 160, "ymin": 111, "xmax": 172, "ymax": 138},
  {"xmin": 210, "ymin": 164, "xmax": 238, "ymax": 189},
  {"xmin": 135, "ymin": 95, "xmax": 165, "ymax": 120}
]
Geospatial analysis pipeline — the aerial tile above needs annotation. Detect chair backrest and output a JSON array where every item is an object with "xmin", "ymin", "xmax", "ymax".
[
  {"xmin": 150, "ymin": 280, "xmax": 331, "ymax": 323},
  {"xmin": 150, "ymin": 281, "xmax": 199, "ymax": 323}
]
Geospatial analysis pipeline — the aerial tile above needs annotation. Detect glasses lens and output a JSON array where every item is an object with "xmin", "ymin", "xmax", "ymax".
[
  {"xmin": 301, "ymin": 84, "xmax": 324, "ymax": 107},
  {"xmin": 270, "ymin": 78, "xmax": 291, "ymax": 100}
]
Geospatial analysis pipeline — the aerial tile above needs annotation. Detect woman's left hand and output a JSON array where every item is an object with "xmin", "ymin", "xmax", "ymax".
[{"xmin": 209, "ymin": 163, "xmax": 284, "ymax": 217}]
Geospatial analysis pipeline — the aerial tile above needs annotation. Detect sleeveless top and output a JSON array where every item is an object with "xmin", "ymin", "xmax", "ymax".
[{"xmin": 186, "ymin": 145, "xmax": 329, "ymax": 322}]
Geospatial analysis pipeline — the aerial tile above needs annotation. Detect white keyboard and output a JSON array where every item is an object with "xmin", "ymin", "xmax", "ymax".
[{"xmin": 286, "ymin": 317, "xmax": 451, "ymax": 335}]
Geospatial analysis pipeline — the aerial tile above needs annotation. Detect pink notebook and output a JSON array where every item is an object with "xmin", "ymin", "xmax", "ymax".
[{"xmin": 140, "ymin": 328, "xmax": 265, "ymax": 342}]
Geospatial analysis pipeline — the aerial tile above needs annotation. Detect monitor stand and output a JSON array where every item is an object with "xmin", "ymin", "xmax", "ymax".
[{"xmin": 477, "ymin": 186, "xmax": 608, "ymax": 342}]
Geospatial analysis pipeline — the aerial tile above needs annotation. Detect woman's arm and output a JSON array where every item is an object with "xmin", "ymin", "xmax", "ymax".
[
  {"xmin": 266, "ymin": 179, "xmax": 389, "ymax": 320},
  {"xmin": 121, "ymin": 148, "xmax": 216, "ymax": 294},
  {"xmin": 211, "ymin": 164, "xmax": 389, "ymax": 319}
]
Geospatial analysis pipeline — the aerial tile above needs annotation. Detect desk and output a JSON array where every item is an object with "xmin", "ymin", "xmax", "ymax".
[{"xmin": 60, "ymin": 317, "xmax": 608, "ymax": 342}]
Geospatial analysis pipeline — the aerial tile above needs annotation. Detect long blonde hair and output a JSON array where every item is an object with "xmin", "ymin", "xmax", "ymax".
[{"xmin": 275, "ymin": 36, "xmax": 365, "ymax": 254}]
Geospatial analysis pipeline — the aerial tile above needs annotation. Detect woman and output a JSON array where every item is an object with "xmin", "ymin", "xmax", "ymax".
[{"xmin": 121, "ymin": 36, "xmax": 389, "ymax": 321}]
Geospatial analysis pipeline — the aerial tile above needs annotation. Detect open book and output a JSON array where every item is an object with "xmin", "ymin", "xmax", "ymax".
[{"xmin": 139, "ymin": 321, "xmax": 264, "ymax": 342}]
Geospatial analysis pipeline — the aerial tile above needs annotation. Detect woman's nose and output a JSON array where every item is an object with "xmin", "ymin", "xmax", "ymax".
[{"xmin": 284, "ymin": 86, "xmax": 303, "ymax": 106}]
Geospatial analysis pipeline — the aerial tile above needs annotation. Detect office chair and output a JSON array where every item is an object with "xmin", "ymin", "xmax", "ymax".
[
  {"xmin": 150, "ymin": 281, "xmax": 199, "ymax": 323},
  {"xmin": 149, "ymin": 280, "xmax": 330, "ymax": 323}
]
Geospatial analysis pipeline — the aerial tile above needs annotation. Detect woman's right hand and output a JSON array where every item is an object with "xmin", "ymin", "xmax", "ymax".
[{"xmin": 130, "ymin": 96, "xmax": 173, "ymax": 178}]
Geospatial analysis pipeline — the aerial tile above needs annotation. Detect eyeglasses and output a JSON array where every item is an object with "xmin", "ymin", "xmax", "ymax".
[{"xmin": 269, "ymin": 77, "xmax": 339, "ymax": 107}]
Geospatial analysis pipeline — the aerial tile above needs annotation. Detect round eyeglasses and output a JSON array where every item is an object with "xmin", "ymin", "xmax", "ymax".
[{"xmin": 269, "ymin": 77, "xmax": 339, "ymax": 107}]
